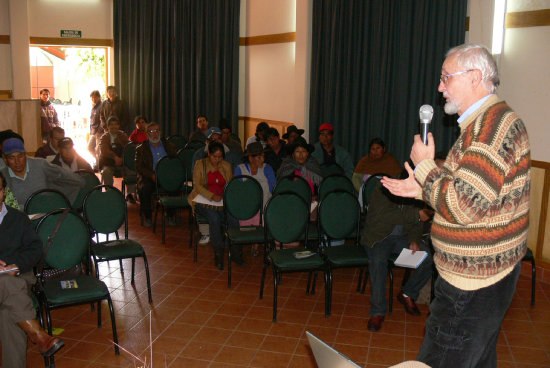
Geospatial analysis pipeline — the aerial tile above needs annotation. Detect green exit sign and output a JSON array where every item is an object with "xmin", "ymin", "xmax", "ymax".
[{"xmin": 60, "ymin": 30, "xmax": 82, "ymax": 38}]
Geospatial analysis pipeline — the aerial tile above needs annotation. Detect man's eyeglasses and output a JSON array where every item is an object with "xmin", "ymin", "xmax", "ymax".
[
  {"xmin": 148, "ymin": 129, "xmax": 160, "ymax": 134},
  {"xmin": 439, "ymin": 69, "xmax": 474, "ymax": 85}
]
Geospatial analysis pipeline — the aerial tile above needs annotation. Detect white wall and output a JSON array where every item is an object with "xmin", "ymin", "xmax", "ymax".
[
  {"xmin": 0, "ymin": 0, "xmax": 13, "ymax": 90},
  {"xmin": 28, "ymin": 0, "xmax": 112, "ymax": 39}
]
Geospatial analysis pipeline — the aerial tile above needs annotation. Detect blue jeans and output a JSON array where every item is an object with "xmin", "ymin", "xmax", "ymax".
[
  {"xmin": 417, "ymin": 262, "xmax": 521, "ymax": 368},
  {"xmin": 366, "ymin": 235, "xmax": 433, "ymax": 316},
  {"xmin": 195, "ymin": 204, "xmax": 238, "ymax": 254}
]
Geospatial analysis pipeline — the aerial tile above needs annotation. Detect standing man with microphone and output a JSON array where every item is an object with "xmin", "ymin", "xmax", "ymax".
[{"xmin": 382, "ymin": 44, "xmax": 530, "ymax": 368}]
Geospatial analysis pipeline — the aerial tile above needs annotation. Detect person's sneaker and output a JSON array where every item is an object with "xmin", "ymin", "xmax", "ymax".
[
  {"xmin": 199, "ymin": 235, "xmax": 210, "ymax": 245},
  {"xmin": 142, "ymin": 218, "xmax": 152, "ymax": 228},
  {"xmin": 126, "ymin": 194, "xmax": 137, "ymax": 204}
]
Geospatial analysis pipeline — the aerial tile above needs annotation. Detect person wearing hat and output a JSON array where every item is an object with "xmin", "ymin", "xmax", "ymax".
[
  {"xmin": 311, "ymin": 123, "xmax": 354, "ymax": 179},
  {"xmin": 245, "ymin": 121, "xmax": 269, "ymax": 149},
  {"xmin": 234, "ymin": 141, "xmax": 276, "ymax": 256},
  {"xmin": 264, "ymin": 127, "xmax": 288, "ymax": 172},
  {"xmin": 277, "ymin": 136, "xmax": 322, "ymax": 194},
  {"xmin": 0, "ymin": 171, "xmax": 66, "ymax": 368},
  {"xmin": 0, "ymin": 130, "xmax": 24, "ymax": 171},
  {"xmin": 282, "ymin": 125, "xmax": 305, "ymax": 145},
  {"xmin": 0, "ymin": 137, "xmax": 84, "ymax": 209},
  {"xmin": 189, "ymin": 114, "xmax": 210, "ymax": 144},
  {"xmin": 51, "ymin": 137, "xmax": 93, "ymax": 172},
  {"xmin": 35, "ymin": 126, "xmax": 65, "ymax": 160}
]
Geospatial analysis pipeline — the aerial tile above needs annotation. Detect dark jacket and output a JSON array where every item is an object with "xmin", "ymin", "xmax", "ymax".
[
  {"xmin": 0, "ymin": 206, "xmax": 43, "ymax": 273},
  {"xmin": 98, "ymin": 131, "xmax": 129, "ymax": 169},
  {"xmin": 90, "ymin": 100, "xmax": 103, "ymax": 135},
  {"xmin": 100, "ymin": 98, "xmax": 129, "ymax": 131},
  {"xmin": 265, "ymin": 141, "xmax": 288, "ymax": 172},
  {"xmin": 135, "ymin": 138, "xmax": 177, "ymax": 187},
  {"xmin": 51, "ymin": 152, "xmax": 93, "ymax": 172},
  {"xmin": 40, "ymin": 100, "xmax": 59, "ymax": 135},
  {"xmin": 35, "ymin": 143, "xmax": 56, "ymax": 158},
  {"xmin": 361, "ymin": 182, "xmax": 424, "ymax": 248}
]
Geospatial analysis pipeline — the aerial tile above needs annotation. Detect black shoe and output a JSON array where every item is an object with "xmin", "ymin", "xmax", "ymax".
[{"xmin": 214, "ymin": 253, "xmax": 224, "ymax": 270}]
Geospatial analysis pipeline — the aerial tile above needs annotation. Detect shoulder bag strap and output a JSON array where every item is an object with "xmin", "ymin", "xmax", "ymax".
[{"xmin": 37, "ymin": 209, "xmax": 70, "ymax": 275}]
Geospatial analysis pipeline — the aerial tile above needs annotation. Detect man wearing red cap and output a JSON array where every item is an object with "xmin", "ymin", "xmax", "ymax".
[{"xmin": 311, "ymin": 123, "xmax": 354, "ymax": 178}]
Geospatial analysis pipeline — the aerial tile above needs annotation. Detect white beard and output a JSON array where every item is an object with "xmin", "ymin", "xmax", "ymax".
[
  {"xmin": 443, "ymin": 94, "xmax": 461, "ymax": 115},
  {"xmin": 149, "ymin": 137, "xmax": 161, "ymax": 144}
]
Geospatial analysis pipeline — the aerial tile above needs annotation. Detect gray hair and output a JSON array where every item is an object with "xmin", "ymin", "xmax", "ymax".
[{"xmin": 446, "ymin": 44, "xmax": 499, "ymax": 93}]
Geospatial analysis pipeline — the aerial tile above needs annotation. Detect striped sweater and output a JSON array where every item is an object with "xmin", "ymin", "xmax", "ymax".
[{"xmin": 415, "ymin": 95, "xmax": 530, "ymax": 291}]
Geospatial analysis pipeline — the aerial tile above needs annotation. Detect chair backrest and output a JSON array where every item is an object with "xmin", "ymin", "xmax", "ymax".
[
  {"xmin": 264, "ymin": 192, "xmax": 310, "ymax": 244},
  {"xmin": 36, "ymin": 209, "xmax": 90, "ymax": 270},
  {"xmin": 273, "ymin": 174, "xmax": 312, "ymax": 204},
  {"xmin": 177, "ymin": 148, "xmax": 196, "ymax": 183},
  {"xmin": 319, "ymin": 174, "xmax": 355, "ymax": 200},
  {"xmin": 24, "ymin": 189, "xmax": 71, "ymax": 215},
  {"xmin": 156, "ymin": 156, "xmax": 186, "ymax": 193},
  {"xmin": 72, "ymin": 170, "xmax": 101, "ymax": 209},
  {"xmin": 185, "ymin": 140, "xmax": 205, "ymax": 151},
  {"xmin": 167, "ymin": 135, "xmax": 187, "ymax": 151},
  {"xmin": 319, "ymin": 189, "xmax": 361, "ymax": 241},
  {"xmin": 224, "ymin": 175, "xmax": 263, "ymax": 222},
  {"xmin": 83, "ymin": 185, "xmax": 126, "ymax": 235},
  {"xmin": 122, "ymin": 143, "xmax": 138, "ymax": 172},
  {"xmin": 320, "ymin": 163, "xmax": 344, "ymax": 178},
  {"xmin": 361, "ymin": 175, "xmax": 383, "ymax": 212}
]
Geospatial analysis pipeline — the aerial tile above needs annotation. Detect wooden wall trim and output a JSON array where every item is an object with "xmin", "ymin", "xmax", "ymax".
[
  {"xmin": 536, "ymin": 168, "xmax": 550, "ymax": 262},
  {"xmin": 29, "ymin": 37, "xmax": 113, "ymax": 47},
  {"xmin": 0, "ymin": 90, "xmax": 13, "ymax": 99},
  {"xmin": 506, "ymin": 9, "xmax": 550, "ymax": 28},
  {"xmin": 533, "ymin": 160, "xmax": 550, "ymax": 170},
  {"xmin": 239, "ymin": 32, "xmax": 296, "ymax": 46},
  {"xmin": 465, "ymin": 16, "xmax": 469, "ymax": 32},
  {"xmin": 239, "ymin": 116, "xmax": 294, "ymax": 126},
  {"xmin": 0, "ymin": 35, "xmax": 9, "ymax": 44}
]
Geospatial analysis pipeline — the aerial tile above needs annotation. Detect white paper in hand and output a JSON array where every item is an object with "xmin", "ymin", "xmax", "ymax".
[{"xmin": 394, "ymin": 248, "xmax": 428, "ymax": 268}]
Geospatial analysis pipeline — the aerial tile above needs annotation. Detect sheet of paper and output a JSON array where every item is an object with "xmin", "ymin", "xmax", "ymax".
[
  {"xmin": 393, "ymin": 248, "xmax": 428, "ymax": 269},
  {"xmin": 192, "ymin": 194, "xmax": 223, "ymax": 207}
]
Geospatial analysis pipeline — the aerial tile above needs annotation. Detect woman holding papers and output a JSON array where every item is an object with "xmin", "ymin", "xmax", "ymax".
[
  {"xmin": 234, "ymin": 142, "xmax": 276, "ymax": 256},
  {"xmin": 188, "ymin": 142, "xmax": 240, "ymax": 270}
]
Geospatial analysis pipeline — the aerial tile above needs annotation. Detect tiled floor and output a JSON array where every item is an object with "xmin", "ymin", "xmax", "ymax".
[{"xmin": 17, "ymin": 194, "xmax": 550, "ymax": 367}]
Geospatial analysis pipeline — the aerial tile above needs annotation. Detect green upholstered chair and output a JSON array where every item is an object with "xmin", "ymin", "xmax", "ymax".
[
  {"xmin": 260, "ymin": 191, "xmax": 328, "ymax": 322},
  {"xmin": 320, "ymin": 162, "xmax": 344, "ymax": 178},
  {"xmin": 83, "ymin": 185, "xmax": 153, "ymax": 303},
  {"xmin": 167, "ymin": 135, "xmax": 187, "ymax": 151},
  {"xmin": 35, "ymin": 209, "xmax": 119, "ymax": 361},
  {"xmin": 153, "ymin": 156, "xmax": 190, "ymax": 244},
  {"xmin": 24, "ymin": 189, "xmax": 72, "ymax": 229},
  {"xmin": 223, "ymin": 175, "xmax": 264, "ymax": 287},
  {"xmin": 318, "ymin": 189, "xmax": 367, "ymax": 315},
  {"xmin": 71, "ymin": 169, "xmax": 101, "ymax": 211},
  {"xmin": 319, "ymin": 174, "xmax": 355, "ymax": 201},
  {"xmin": 185, "ymin": 140, "xmax": 206, "ymax": 151}
]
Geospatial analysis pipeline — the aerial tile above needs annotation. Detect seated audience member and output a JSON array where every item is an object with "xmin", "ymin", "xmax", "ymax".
[
  {"xmin": 219, "ymin": 118, "xmax": 243, "ymax": 155},
  {"xmin": 0, "ymin": 130, "xmax": 24, "ymax": 171},
  {"xmin": 353, "ymin": 137, "xmax": 402, "ymax": 190},
  {"xmin": 188, "ymin": 142, "xmax": 240, "ymax": 270},
  {"xmin": 277, "ymin": 136, "xmax": 322, "ymax": 195},
  {"xmin": 0, "ymin": 171, "xmax": 65, "ymax": 367},
  {"xmin": 0, "ymin": 138, "xmax": 84, "ymax": 209},
  {"xmin": 99, "ymin": 116, "xmax": 136, "ymax": 201},
  {"xmin": 129, "ymin": 116, "xmax": 149, "ymax": 144},
  {"xmin": 189, "ymin": 114, "xmax": 209, "ymax": 143},
  {"xmin": 245, "ymin": 121, "xmax": 269, "ymax": 148},
  {"xmin": 135, "ymin": 122, "xmax": 177, "ymax": 227},
  {"xmin": 311, "ymin": 123, "xmax": 354, "ymax": 179},
  {"xmin": 361, "ymin": 177, "xmax": 433, "ymax": 332},
  {"xmin": 35, "ymin": 126, "xmax": 64, "ymax": 160},
  {"xmin": 264, "ymin": 127, "xmax": 288, "ymax": 172},
  {"xmin": 192, "ymin": 127, "xmax": 242, "ymax": 170},
  {"xmin": 282, "ymin": 125, "xmax": 304, "ymax": 145},
  {"xmin": 51, "ymin": 137, "xmax": 93, "ymax": 172},
  {"xmin": 234, "ymin": 142, "xmax": 276, "ymax": 256}
]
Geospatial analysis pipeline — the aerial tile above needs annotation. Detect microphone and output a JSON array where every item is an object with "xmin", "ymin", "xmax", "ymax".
[{"xmin": 419, "ymin": 104, "xmax": 434, "ymax": 144}]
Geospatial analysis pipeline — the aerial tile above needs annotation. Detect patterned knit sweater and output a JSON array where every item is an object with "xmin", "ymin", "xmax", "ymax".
[{"xmin": 415, "ymin": 95, "xmax": 530, "ymax": 291}]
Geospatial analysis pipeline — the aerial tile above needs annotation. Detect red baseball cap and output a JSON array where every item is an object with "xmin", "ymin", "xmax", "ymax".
[{"xmin": 319, "ymin": 123, "xmax": 334, "ymax": 132}]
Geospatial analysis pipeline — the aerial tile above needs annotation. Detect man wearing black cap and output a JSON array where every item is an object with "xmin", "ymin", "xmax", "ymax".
[
  {"xmin": 264, "ymin": 127, "xmax": 288, "ymax": 172},
  {"xmin": 311, "ymin": 123, "xmax": 354, "ymax": 179},
  {"xmin": 52, "ymin": 137, "xmax": 93, "ymax": 172},
  {"xmin": 282, "ymin": 125, "xmax": 304, "ymax": 145}
]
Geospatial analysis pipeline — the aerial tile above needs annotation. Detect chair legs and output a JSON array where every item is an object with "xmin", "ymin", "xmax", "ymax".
[
  {"xmin": 529, "ymin": 258, "xmax": 536, "ymax": 306},
  {"xmin": 106, "ymin": 295, "xmax": 120, "ymax": 355},
  {"xmin": 272, "ymin": 267, "xmax": 279, "ymax": 322}
]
